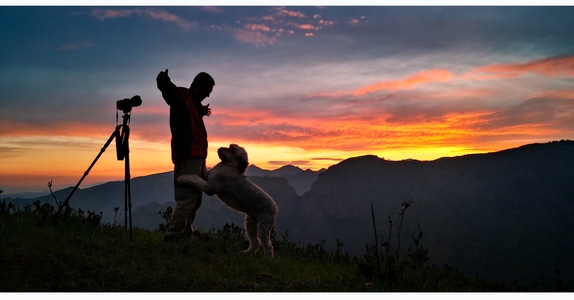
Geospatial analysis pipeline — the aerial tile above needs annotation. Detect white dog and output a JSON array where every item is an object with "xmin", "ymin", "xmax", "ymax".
[{"xmin": 177, "ymin": 144, "xmax": 279, "ymax": 258}]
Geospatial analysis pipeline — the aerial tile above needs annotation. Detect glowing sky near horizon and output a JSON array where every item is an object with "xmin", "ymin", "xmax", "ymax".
[{"xmin": 1, "ymin": 6, "xmax": 574, "ymax": 193}]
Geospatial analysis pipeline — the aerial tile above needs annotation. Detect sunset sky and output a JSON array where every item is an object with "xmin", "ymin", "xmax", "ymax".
[{"xmin": 1, "ymin": 5, "xmax": 573, "ymax": 193}]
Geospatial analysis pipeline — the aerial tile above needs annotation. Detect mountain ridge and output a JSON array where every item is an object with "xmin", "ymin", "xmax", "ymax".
[{"xmin": 292, "ymin": 140, "xmax": 574, "ymax": 285}]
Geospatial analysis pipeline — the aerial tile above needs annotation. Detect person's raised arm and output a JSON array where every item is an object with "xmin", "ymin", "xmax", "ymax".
[{"xmin": 156, "ymin": 69, "xmax": 178, "ymax": 105}]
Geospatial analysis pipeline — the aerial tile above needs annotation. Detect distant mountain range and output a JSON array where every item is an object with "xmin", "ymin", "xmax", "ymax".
[
  {"xmin": 247, "ymin": 164, "xmax": 325, "ymax": 195},
  {"xmin": 5, "ymin": 140, "xmax": 574, "ymax": 286}
]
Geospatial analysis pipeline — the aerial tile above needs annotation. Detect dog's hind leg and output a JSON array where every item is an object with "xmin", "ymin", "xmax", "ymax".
[
  {"xmin": 258, "ymin": 215, "xmax": 276, "ymax": 258},
  {"xmin": 243, "ymin": 215, "xmax": 261, "ymax": 255}
]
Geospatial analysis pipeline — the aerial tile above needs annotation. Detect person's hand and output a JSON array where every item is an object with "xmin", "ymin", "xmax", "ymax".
[{"xmin": 202, "ymin": 103, "xmax": 212, "ymax": 117}]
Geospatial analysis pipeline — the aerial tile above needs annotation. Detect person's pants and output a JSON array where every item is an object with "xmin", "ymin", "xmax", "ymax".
[{"xmin": 164, "ymin": 158, "xmax": 206, "ymax": 238}]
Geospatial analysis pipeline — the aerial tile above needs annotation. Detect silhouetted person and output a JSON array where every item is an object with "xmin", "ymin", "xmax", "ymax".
[{"xmin": 156, "ymin": 69, "xmax": 214, "ymax": 242}]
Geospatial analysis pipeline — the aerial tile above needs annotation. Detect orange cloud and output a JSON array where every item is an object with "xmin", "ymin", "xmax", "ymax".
[
  {"xmin": 206, "ymin": 105, "xmax": 492, "ymax": 155},
  {"xmin": 467, "ymin": 55, "xmax": 574, "ymax": 80},
  {"xmin": 0, "ymin": 111, "xmax": 170, "ymax": 145},
  {"xmin": 0, "ymin": 119, "xmax": 110, "ymax": 138},
  {"xmin": 351, "ymin": 69, "xmax": 454, "ymax": 96},
  {"xmin": 298, "ymin": 24, "xmax": 318, "ymax": 30}
]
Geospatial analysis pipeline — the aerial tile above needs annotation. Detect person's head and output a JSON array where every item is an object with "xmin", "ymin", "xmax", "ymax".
[{"xmin": 190, "ymin": 72, "xmax": 215, "ymax": 101}]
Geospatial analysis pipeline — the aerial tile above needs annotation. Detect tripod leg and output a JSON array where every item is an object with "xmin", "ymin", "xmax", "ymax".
[
  {"xmin": 56, "ymin": 126, "xmax": 121, "ymax": 216},
  {"xmin": 123, "ymin": 126, "xmax": 133, "ymax": 241},
  {"xmin": 127, "ymin": 155, "xmax": 133, "ymax": 241}
]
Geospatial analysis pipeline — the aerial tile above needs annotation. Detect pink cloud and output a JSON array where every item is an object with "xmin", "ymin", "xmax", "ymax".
[
  {"xmin": 319, "ymin": 19, "xmax": 335, "ymax": 26},
  {"xmin": 274, "ymin": 7, "xmax": 306, "ymax": 18},
  {"xmin": 232, "ymin": 28, "xmax": 279, "ymax": 48},
  {"xmin": 244, "ymin": 23, "xmax": 271, "ymax": 32},
  {"xmin": 298, "ymin": 24, "xmax": 318, "ymax": 30},
  {"xmin": 231, "ymin": 7, "xmax": 337, "ymax": 46}
]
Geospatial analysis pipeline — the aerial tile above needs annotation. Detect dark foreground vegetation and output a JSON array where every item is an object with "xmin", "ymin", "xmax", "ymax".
[{"xmin": 0, "ymin": 200, "xmax": 568, "ymax": 292}]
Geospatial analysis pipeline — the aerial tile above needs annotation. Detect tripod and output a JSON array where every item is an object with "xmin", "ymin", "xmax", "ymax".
[{"xmin": 56, "ymin": 100, "xmax": 138, "ymax": 241}]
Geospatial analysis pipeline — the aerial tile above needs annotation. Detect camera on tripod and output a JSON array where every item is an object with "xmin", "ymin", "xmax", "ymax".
[
  {"xmin": 57, "ymin": 94, "xmax": 143, "ymax": 241},
  {"xmin": 116, "ymin": 95, "xmax": 142, "ymax": 113}
]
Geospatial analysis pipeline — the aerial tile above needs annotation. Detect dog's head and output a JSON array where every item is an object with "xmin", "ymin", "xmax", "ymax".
[{"xmin": 217, "ymin": 144, "xmax": 249, "ymax": 174}]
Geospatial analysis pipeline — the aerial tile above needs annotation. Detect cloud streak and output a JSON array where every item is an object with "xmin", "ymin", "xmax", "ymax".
[
  {"xmin": 92, "ymin": 8, "xmax": 197, "ymax": 30},
  {"xmin": 317, "ymin": 55, "xmax": 574, "ymax": 98},
  {"xmin": 352, "ymin": 69, "xmax": 454, "ymax": 95}
]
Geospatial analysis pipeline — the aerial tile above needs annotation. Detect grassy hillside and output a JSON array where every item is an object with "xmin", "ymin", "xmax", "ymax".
[{"xmin": 0, "ymin": 200, "xmax": 567, "ymax": 292}]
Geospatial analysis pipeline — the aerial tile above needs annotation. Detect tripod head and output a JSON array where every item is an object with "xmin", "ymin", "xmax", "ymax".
[{"xmin": 115, "ymin": 95, "xmax": 142, "ymax": 161}]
